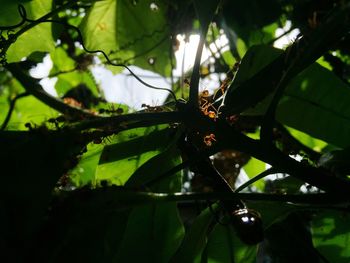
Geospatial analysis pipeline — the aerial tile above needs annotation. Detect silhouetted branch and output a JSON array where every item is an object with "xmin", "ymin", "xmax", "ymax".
[{"xmin": 0, "ymin": 91, "xmax": 29, "ymax": 130}]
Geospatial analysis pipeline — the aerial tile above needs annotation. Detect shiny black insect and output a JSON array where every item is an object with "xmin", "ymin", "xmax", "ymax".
[{"xmin": 231, "ymin": 208, "xmax": 263, "ymax": 245}]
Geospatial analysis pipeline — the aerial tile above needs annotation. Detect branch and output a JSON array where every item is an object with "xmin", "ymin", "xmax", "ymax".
[
  {"xmin": 188, "ymin": 0, "xmax": 220, "ymax": 107},
  {"xmin": 60, "ymin": 188, "xmax": 349, "ymax": 206},
  {"xmin": 178, "ymin": 134, "xmax": 248, "ymax": 211},
  {"xmin": 1, "ymin": 91, "xmax": 29, "ymax": 130},
  {"xmin": 275, "ymin": 122, "xmax": 322, "ymax": 161},
  {"xmin": 5, "ymin": 63, "xmax": 97, "ymax": 119},
  {"xmin": 266, "ymin": 27, "xmax": 294, "ymax": 46},
  {"xmin": 234, "ymin": 167, "xmax": 279, "ymax": 193},
  {"xmin": 5, "ymin": 62, "xmax": 184, "ymax": 134},
  {"xmin": 182, "ymin": 109, "xmax": 350, "ymax": 195},
  {"xmin": 10, "ymin": 2, "xmax": 75, "ymax": 43},
  {"xmin": 65, "ymin": 111, "xmax": 183, "ymax": 131},
  {"xmin": 0, "ymin": 2, "xmax": 76, "ymax": 55}
]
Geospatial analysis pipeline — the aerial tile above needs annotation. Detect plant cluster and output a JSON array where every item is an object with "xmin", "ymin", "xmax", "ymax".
[{"xmin": 1, "ymin": 0, "xmax": 350, "ymax": 262}]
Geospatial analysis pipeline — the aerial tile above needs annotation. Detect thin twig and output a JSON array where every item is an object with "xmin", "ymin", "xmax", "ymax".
[
  {"xmin": 11, "ymin": 2, "xmax": 76, "ymax": 42},
  {"xmin": 2, "ymin": 4, "xmax": 178, "ymax": 103},
  {"xmin": 0, "ymin": 92, "xmax": 29, "ymax": 130},
  {"xmin": 275, "ymin": 122, "xmax": 322, "ymax": 161},
  {"xmin": 188, "ymin": 33, "xmax": 206, "ymax": 107},
  {"xmin": 6, "ymin": 63, "xmax": 97, "ymax": 119},
  {"xmin": 47, "ymin": 67, "xmax": 77, "ymax": 78},
  {"xmin": 266, "ymin": 27, "xmax": 294, "ymax": 46},
  {"xmin": 234, "ymin": 167, "xmax": 278, "ymax": 193},
  {"xmin": 64, "ymin": 111, "xmax": 183, "ymax": 131},
  {"xmin": 52, "ymin": 20, "xmax": 178, "ymax": 102}
]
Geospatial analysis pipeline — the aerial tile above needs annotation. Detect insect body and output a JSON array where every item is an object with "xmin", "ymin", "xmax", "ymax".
[
  {"xmin": 203, "ymin": 133, "xmax": 216, "ymax": 146},
  {"xmin": 141, "ymin": 103, "xmax": 165, "ymax": 112},
  {"xmin": 231, "ymin": 208, "xmax": 263, "ymax": 245},
  {"xmin": 198, "ymin": 64, "xmax": 239, "ymax": 120},
  {"xmin": 199, "ymin": 90, "xmax": 218, "ymax": 120},
  {"xmin": 99, "ymin": 105, "xmax": 124, "ymax": 115}
]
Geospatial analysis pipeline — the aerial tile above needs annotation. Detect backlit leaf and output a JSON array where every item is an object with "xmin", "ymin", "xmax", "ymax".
[
  {"xmin": 114, "ymin": 203, "xmax": 185, "ymax": 262},
  {"xmin": 231, "ymin": 45, "xmax": 350, "ymax": 148},
  {"xmin": 80, "ymin": 0, "xmax": 172, "ymax": 76},
  {"xmin": 278, "ymin": 63, "xmax": 350, "ymax": 148},
  {"xmin": 206, "ymin": 224, "xmax": 256, "ymax": 263},
  {"xmin": 312, "ymin": 211, "xmax": 350, "ymax": 263},
  {"xmin": 95, "ymin": 126, "xmax": 175, "ymax": 185},
  {"xmin": 242, "ymin": 157, "xmax": 266, "ymax": 191},
  {"xmin": 0, "ymin": 0, "xmax": 55, "ymax": 62},
  {"xmin": 171, "ymin": 207, "xmax": 215, "ymax": 263}
]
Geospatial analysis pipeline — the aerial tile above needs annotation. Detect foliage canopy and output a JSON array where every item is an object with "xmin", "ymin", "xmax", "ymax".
[{"xmin": 1, "ymin": 0, "xmax": 350, "ymax": 262}]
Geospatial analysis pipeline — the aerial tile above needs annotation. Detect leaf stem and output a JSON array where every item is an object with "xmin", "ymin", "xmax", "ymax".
[
  {"xmin": 5, "ymin": 63, "xmax": 97, "ymax": 119},
  {"xmin": 234, "ymin": 167, "xmax": 278, "ymax": 193},
  {"xmin": 1, "ymin": 91, "xmax": 29, "ymax": 130},
  {"xmin": 65, "ymin": 111, "xmax": 183, "ymax": 131},
  {"xmin": 12, "ymin": 2, "xmax": 75, "ymax": 42}
]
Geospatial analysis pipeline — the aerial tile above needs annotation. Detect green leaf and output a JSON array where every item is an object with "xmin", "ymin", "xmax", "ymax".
[
  {"xmin": 224, "ymin": 2, "xmax": 350, "ymax": 116},
  {"xmin": 223, "ymin": 45, "xmax": 282, "ymax": 115},
  {"xmin": 277, "ymin": 63, "xmax": 350, "ymax": 148},
  {"xmin": 236, "ymin": 38, "xmax": 248, "ymax": 58},
  {"xmin": 270, "ymin": 175, "xmax": 304, "ymax": 194},
  {"xmin": 242, "ymin": 157, "xmax": 266, "ymax": 191},
  {"xmin": 240, "ymin": 23, "xmax": 279, "ymax": 48},
  {"xmin": 286, "ymin": 126, "xmax": 328, "ymax": 152},
  {"xmin": 80, "ymin": 0, "xmax": 172, "ymax": 76},
  {"xmin": 79, "ymin": 0, "xmax": 105, "ymax": 2},
  {"xmin": 50, "ymin": 46, "xmax": 76, "ymax": 74},
  {"xmin": 0, "ymin": 0, "xmax": 55, "ymax": 62},
  {"xmin": 318, "ymin": 147, "xmax": 350, "ymax": 176},
  {"xmin": 232, "ymin": 45, "xmax": 282, "ymax": 92},
  {"xmin": 264, "ymin": 212, "xmax": 321, "ymax": 262},
  {"xmin": 247, "ymin": 200, "xmax": 297, "ymax": 230},
  {"xmin": 193, "ymin": 0, "xmax": 220, "ymax": 31},
  {"xmin": 6, "ymin": 95, "xmax": 59, "ymax": 130},
  {"xmin": 312, "ymin": 211, "xmax": 350, "ymax": 263},
  {"xmin": 231, "ymin": 45, "xmax": 350, "ymax": 148},
  {"xmin": 114, "ymin": 203, "xmax": 185, "ymax": 262},
  {"xmin": 171, "ymin": 207, "xmax": 215, "ymax": 263},
  {"xmin": 221, "ymin": 50, "xmax": 236, "ymax": 67},
  {"xmin": 125, "ymin": 145, "xmax": 182, "ymax": 192},
  {"xmin": 79, "ymin": 0, "xmax": 118, "ymax": 54},
  {"xmin": 112, "ymin": 153, "xmax": 184, "ymax": 263},
  {"xmin": 0, "ymin": 83, "xmax": 17, "ymax": 127},
  {"xmin": 125, "ymin": 127, "xmax": 182, "ymax": 191},
  {"xmin": 223, "ymin": 0, "xmax": 281, "ymax": 46},
  {"xmin": 205, "ymin": 224, "xmax": 256, "ymax": 263},
  {"xmin": 69, "ymin": 142, "xmax": 104, "ymax": 187},
  {"xmin": 54, "ymin": 71, "xmax": 99, "ymax": 98},
  {"xmin": 95, "ymin": 126, "xmax": 175, "ymax": 185}
]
